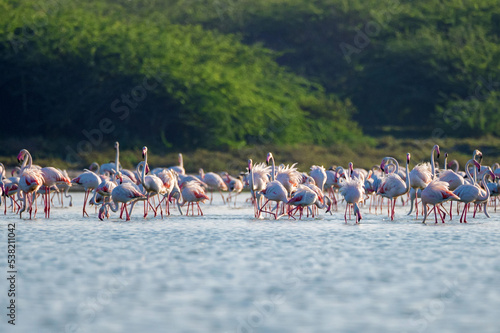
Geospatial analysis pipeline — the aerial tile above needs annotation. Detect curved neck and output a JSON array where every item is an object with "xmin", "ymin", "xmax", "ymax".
[
  {"xmin": 270, "ymin": 156, "xmax": 275, "ymax": 181},
  {"xmin": 387, "ymin": 157, "xmax": 399, "ymax": 175},
  {"xmin": 430, "ymin": 148, "xmax": 437, "ymax": 179},
  {"xmin": 105, "ymin": 200, "xmax": 119, "ymax": 213},
  {"xmin": 0, "ymin": 163, "xmax": 5, "ymax": 180},
  {"xmin": 404, "ymin": 158, "xmax": 410, "ymax": 193},
  {"xmin": 444, "ymin": 155, "xmax": 448, "ymax": 170},
  {"xmin": 249, "ymin": 164, "xmax": 255, "ymax": 192},
  {"xmin": 141, "ymin": 153, "xmax": 147, "ymax": 186},
  {"xmin": 22, "ymin": 150, "xmax": 33, "ymax": 170},
  {"xmin": 479, "ymin": 173, "xmax": 491, "ymax": 200},
  {"xmin": 464, "ymin": 159, "xmax": 476, "ymax": 184},
  {"xmin": 115, "ymin": 145, "xmax": 120, "ymax": 174}
]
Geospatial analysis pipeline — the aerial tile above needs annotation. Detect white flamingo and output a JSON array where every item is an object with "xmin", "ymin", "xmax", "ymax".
[{"xmin": 377, "ymin": 153, "xmax": 411, "ymax": 220}]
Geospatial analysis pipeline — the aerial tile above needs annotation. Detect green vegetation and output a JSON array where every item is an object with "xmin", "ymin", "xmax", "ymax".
[{"xmin": 1, "ymin": 0, "xmax": 499, "ymax": 167}]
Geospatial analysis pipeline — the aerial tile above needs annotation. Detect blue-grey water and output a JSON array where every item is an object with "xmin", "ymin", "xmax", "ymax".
[{"xmin": 1, "ymin": 193, "xmax": 500, "ymax": 333}]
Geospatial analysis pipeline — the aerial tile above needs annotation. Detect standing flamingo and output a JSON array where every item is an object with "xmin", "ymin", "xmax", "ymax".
[
  {"xmin": 140, "ymin": 147, "xmax": 166, "ymax": 218},
  {"xmin": 377, "ymin": 153, "xmax": 411, "ymax": 220},
  {"xmin": 339, "ymin": 163, "xmax": 365, "ymax": 223},
  {"xmin": 199, "ymin": 168, "xmax": 227, "ymax": 204},
  {"xmin": 168, "ymin": 153, "xmax": 185, "ymax": 175},
  {"xmin": 247, "ymin": 159, "xmax": 270, "ymax": 216},
  {"xmin": 451, "ymin": 159, "xmax": 482, "ymax": 223},
  {"xmin": 40, "ymin": 167, "xmax": 70, "ymax": 218},
  {"xmin": 472, "ymin": 167, "xmax": 495, "ymax": 219},
  {"xmin": 17, "ymin": 149, "xmax": 44, "ymax": 219},
  {"xmin": 71, "ymin": 170, "xmax": 101, "ymax": 217},
  {"xmin": 421, "ymin": 180, "xmax": 459, "ymax": 223},
  {"xmin": 310, "ymin": 165, "xmax": 327, "ymax": 192},
  {"xmin": 408, "ymin": 145, "xmax": 439, "ymax": 217},
  {"xmin": 174, "ymin": 181, "xmax": 209, "ymax": 216},
  {"xmin": 258, "ymin": 153, "xmax": 289, "ymax": 219},
  {"xmin": 98, "ymin": 182, "xmax": 146, "ymax": 221}
]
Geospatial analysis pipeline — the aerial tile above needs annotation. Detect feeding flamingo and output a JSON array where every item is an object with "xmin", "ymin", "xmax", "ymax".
[
  {"xmin": 199, "ymin": 168, "xmax": 227, "ymax": 204},
  {"xmin": 17, "ymin": 149, "xmax": 44, "ymax": 219},
  {"xmin": 98, "ymin": 182, "xmax": 146, "ymax": 221}
]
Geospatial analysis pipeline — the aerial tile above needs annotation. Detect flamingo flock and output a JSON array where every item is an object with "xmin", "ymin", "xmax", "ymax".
[{"xmin": 1, "ymin": 144, "xmax": 499, "ymax": 224}]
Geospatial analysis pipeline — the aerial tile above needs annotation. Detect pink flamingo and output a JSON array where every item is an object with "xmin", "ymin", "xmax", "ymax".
[
  {"xmin": 174, "ymin": 181, "xmax": 209, "ymax": 216},
  {"xmin": 40, "ymin": 167, "xmax": 70, "ymax": 218},
  {"xmin": 98, "ymin": 183, "xmax": 146, "ymax": 221},
  {"xmin": 199, "ymin": 168, "xmax": 227, "ymax": 204},
  {"xmin": 258, "ymin": 153, "xmax": 289, "ymax": 219},
  {"xmin": 451, "ymin": 159, "xmax": 482, "ymax": 223},
  {"xmin": 421, "ymin": 180, "xmax": 459, "ymax": 223},
  {"xmin": 438, "ymin": 153, "xmax": 465, "ymax": 219},
  {"xmin": 408, "ymin": 145, "xmax": 439, "ymax": 217},
  {"xmin": 377, "ymin": 153, "xmax": 411, "ymax": 220},
  {"xmin": 17, "ymin": 149, "xmax": 44, "ymax": 219},
  {"xmin": 472, "ymin": 167, "xmax": 495, "ymax": 219},
  {"xmin": 140, "ymin": 147, "xmax": 167, "ymax": 218},
  {"xmin": 287, "ymin": 185, "xmax": 319, "ymax": 219},
  {"xmin": 310, "ymin": 165, "xmax": 327, "ymax": 192},
  {"xmin": 71, "ymin": 170, "xmax": 101, "ymax": 217},
  {"xmin": 168, "ymin": 153, "xmax": 185, "ymax": 175}
]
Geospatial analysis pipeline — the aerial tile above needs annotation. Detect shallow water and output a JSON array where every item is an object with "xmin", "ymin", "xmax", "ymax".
[{"xmin": 1, "ymin": 193, "xmax": 500, "ymax": 333}]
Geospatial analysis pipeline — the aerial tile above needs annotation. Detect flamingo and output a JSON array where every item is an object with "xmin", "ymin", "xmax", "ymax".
[
  {"xmin": 408, "ymin": 145, "xmax": 439, "ymax": 217},
  {"xmin": 472, "ymin": 167, "xmax": 495, "ymax": 219},
  {"xmin": 421, "ymin": 180, "xmax": 460, "ymax": 224},
  {"xmin": 258, "ymin": 153, "xmax": 289, "ymax": 219},
  {"xmin": 310, "ymin": 165, "xmax": 327, "ymax": 192},
  {"xmin": 339, "ymin": 163, "xmax": 365, "ymax": 223},
  {"xmin": 452, "ymin": 159, "xmax": 482, "ymax": 223},
  {"xmin": 199, "ymin": 168, "xmax": 227, "ymax": 204},
  {"xmin": 223, "ymin": 173, "xmax": 243, "ymax": 206},
  {"xmin": 287, "ymin": 185, "xmax": 319, "ymax": 219},
  {"xmin": 140, "ymin": 147, "xmax": 166, "ymax": 218},
  {"xmin": 247, "ymin": 159, "xmax": 270, "ymax": 216},
  {"xmin": 98, "ymin": 183, "xmax": 146, "ymax": 221},
  {"xmin": 174, "ymin": 181, "xmax": 209, "ymax": 216},
  {"xmin": 168, "ymin": 153, "xmax": 185, "ymax": 175},
  {"xmin": 71, "ymin": 170, "xmax": 101, "ymax": 217},
  {"xmin": 40, "ymin": 167, "xmax": 70, "ymax": 218},
  {"xmin": 17, "ymin": 149, "xmax": 44, "ymax": 219},
  {"xmin": 377, "ymin": 153, "xmax": 411, "ymax": 220},
  {"xmin": 276, "ymin": 163, "xmax": 301, "ymax": 196}
]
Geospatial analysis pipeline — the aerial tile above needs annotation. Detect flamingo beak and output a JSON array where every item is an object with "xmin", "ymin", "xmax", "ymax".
[{"xmin": 380, "ymin": 162, "xmax": 385, "ymax": 172}]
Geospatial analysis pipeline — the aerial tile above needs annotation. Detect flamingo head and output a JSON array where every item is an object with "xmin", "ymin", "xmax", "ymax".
[
  {"xmin": 474, "ymin": 149, "xmax": 483, "ymax": 163},
  {"xmin": 434, "ymin": 144, "xmax": 440, "ymax": 158},
  {"xmin": 380, "ymin": 161, "xmax": 385, "ymax": 172},
  {"xmin": 445, "ymin": 152, "xmax": 448, "ymax": 159},
  {"xmin": 407, "ymin": 153, "xmax": 411, "ymax": 163},
  {"xmin": 266, "ymin": 152, "xmax": 273, "ymax": 165},
  {"xmin": 116, "ymin": 172, "xmax": 123, "ymax": 184},
  {"xmin": 17, "ymin": 150, "xmax": 26, "ymax": 164},
  {"xmin": 473, "ymin": 160, "xmax": 481, "ymax": 172},
  {"xmin": 348, "ymin": 162, "xmax": 354, "ymax": 176},
  {"xmin": 114, "ymin": 141, "xmax": 119, "ymax": 149},
  {"xmin": 142, "ymin": 146, "xmax": 148, "ymax": 158},
  {"xmin": 248, "ymin": 159, "xmax": 253, "ymax": 171}
]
